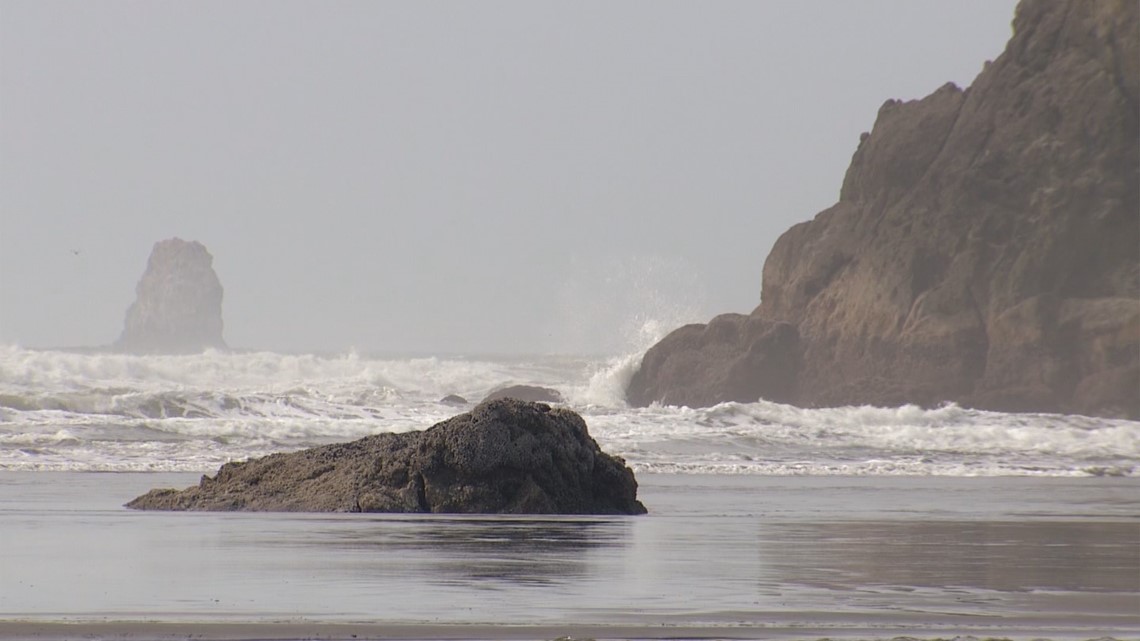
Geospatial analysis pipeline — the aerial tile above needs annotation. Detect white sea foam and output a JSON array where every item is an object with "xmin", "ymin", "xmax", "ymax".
[
  {"xmin": 0, "ymin": 345, "xmax": 531, "ymax": 398},
  {"xmin": 1, "ymin": 345, "xmax": 1137, "ymax": 475},
  {"xmin": 566, "ymin": 317, "xmax": 680, "ymax": 407}
]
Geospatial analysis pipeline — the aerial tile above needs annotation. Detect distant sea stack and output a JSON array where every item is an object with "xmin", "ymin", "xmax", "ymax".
[
  {"xmin": 628, "ymin": 0, "xmax": 1139, "ymax": 419},
  {"xmin": 115, "ymin": 238, "xmax": 227, "ymax": 354}
]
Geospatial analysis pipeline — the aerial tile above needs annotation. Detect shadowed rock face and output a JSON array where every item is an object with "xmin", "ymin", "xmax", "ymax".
[
  {"xmin": 115, "ymin": 238, "xmax": 226, "ymax": 354},
  {"xmin": 628, "ymin": 0, "xmax": 1139, "ymax": 419},
  {"xmin": 127, "ymin": 399, "xmax": 647, "ymax": 515}
]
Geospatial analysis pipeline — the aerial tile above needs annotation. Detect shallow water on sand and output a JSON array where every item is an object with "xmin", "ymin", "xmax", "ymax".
[{"xmin": 1, "ymin": 472, "xmax": 1137, "ymax": 639}]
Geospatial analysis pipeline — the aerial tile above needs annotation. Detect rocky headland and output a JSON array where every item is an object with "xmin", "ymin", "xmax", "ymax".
[
  {"xmin": 628, "ymin": 0, "xmax": 1139, "ymax": 419},
  {"xmin": 114, "ymin": 238, "xmax": 227, "ymax": 354},
  {"xmin": 128, "ymin": 399, "xmax": 647, "ymax": 515}
]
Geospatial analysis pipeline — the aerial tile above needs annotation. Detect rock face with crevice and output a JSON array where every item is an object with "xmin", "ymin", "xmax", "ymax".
[
  {"xmin": 115, "ymin": 238, "xmax": 227, "ymax": 354},
  {"xmin": 628, "ymin": 0, "xmax": 1139, "ymax": 419},
  {"xmin": 127, "ymin": 399, "xmax": 647, "ymax": 515}
]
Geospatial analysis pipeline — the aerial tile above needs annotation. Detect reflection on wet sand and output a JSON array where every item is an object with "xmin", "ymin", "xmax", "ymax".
[
  {"xmin": 7, "ymin": 472, "xmax": 1136, "ymax": 635},
  {"xmin": 759, "ymin": 520, "xmax": 1140, "ymax": 593},
  {"xmin": 251, "ymin": 516, "xmax": 631, "ymax": 587}
]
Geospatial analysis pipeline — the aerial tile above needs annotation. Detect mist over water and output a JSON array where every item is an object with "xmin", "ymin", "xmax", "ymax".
[
  {"xmin": 1, "ymin": 344, "xmax": 1135, "ymax": 477},
  {"xmin": 543, "ymin": 252, "xmax": 710, "ymax": 357},
  {"xmin": 536, "ymin": 252, "xmax": 712, "ymax": 407},
  {"xmin": 0, "ymin": 1, "xmax": 1022, "ymax": 354}
]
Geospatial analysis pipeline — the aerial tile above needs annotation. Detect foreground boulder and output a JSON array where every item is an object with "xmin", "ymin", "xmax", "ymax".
[
  {"xmin": 628, "ymin": 0, "xmax": 1139, "ymax": 419},
  {"xmin": 114, "ymin": 238, "xmax": 227, "ymax": 354},
  {"xmin": 127, "ymin": 399, "xmax": 646, "ymax": 514}
]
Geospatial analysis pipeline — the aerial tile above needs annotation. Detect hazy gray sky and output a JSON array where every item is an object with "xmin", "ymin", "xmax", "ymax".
[{"xmin": 1, "ymin": 0, "xmax": 1017, "ymax": 355}]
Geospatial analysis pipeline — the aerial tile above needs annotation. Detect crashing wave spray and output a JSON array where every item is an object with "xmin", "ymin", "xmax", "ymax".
[{"xmin": 543, "ymin": 253, "xmax": 712, "ymax": 406}]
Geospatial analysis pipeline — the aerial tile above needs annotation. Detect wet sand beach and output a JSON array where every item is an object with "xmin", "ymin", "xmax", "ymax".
[
  {"xmin": 1, "ymin": 472, "xmax": 1137, "ymax": 640},
  {"xmin": 3, "ymin": 618, "xmax": 1137, "ymax": 641}
]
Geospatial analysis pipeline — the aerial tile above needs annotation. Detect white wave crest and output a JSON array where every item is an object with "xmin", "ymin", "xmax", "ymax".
[
  {"xmin": 0, "ymin": 345, "xmax": 571, "ymax": 404},
  {"xmin": 3, "ymin": 345, "xmax": 1138, "ymax": 476}
]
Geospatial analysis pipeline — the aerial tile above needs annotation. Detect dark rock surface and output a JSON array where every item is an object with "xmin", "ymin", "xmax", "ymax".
[
  {"xmin": 114, "ymin": 238, "xmax": 227, "ymax": 354},
  {"xmin": 127, "ymin": 399, "xmax": 647, "ymax": 515},
  {"xmin": 483, "ymin": 385, "xmax": 564, "ymax": 404},
  {"xmin": 628, "ymin": 315, "xmax": 801, "ymax": 409},
  {"xmin": 628, "ymin": 0, "xmax": 1139, "ymax": 419},
  {"xmin": 439, "ymin": 394, "xmax": 469, "ymax": 405}
]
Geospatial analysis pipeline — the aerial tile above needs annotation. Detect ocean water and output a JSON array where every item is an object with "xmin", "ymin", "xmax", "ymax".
[
  {"xmin": 1, "ymin": 344, "xmax": 1139, "ymax": 639},
  {"xmin": 1, "ymin": 344, "xmax": 1137, "ymax": 477}
]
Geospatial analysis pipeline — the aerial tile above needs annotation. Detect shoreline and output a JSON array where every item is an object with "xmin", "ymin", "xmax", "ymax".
[{"xmin": 3, "ymin": 617, "xmax": 1138, "ymax": 641}]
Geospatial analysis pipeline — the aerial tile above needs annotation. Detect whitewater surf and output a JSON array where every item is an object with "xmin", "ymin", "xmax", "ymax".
[{"xmin": 1, "ymin": 345, "xmax": 1135, "ymax": 477}]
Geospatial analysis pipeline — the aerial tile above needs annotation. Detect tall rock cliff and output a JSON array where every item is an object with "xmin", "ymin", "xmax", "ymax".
[
  {"xmin": 628, "ymin": 0, "xmax": 1139, "ymax": 419},
  {"xmin": 115, "ymin": 238, "xmax": 227, "ymax": 354}
]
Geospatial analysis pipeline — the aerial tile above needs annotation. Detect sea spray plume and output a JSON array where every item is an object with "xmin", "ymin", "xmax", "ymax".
[
  {"xmin": 545, "ymin": 253, "xmax": 712, "ymax": 406},
  {"xmin": 114, "ymin": 238, "xmax": 227, "ymax": 354},
  {"xmin": 544, "ymin": 253, "xmax": 710, "ymax": 357},
  {"xmin": 575, "ymin": 318, "xmax": 680, "ymax": 407}
]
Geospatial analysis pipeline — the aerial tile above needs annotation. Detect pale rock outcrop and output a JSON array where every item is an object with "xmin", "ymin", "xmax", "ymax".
[{"xmin": 115, "ymin": 238, "xmax": 226, "ymax": 354}]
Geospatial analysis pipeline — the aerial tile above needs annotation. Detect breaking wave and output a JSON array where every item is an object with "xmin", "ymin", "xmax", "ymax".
[{"xmin": 1, "ymin": 345, "xmax": 1137, "ymax": 476}]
